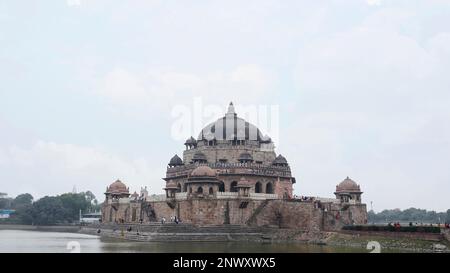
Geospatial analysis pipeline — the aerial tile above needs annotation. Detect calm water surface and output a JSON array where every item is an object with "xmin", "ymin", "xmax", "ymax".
[{"xmin": 0, "ymin": 230, "xmax": 367, "ymax": 253}]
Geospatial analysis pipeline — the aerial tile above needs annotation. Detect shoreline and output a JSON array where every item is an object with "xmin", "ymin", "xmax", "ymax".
[
  {"xmin": 1, "ymin": 223, "xmax": 448, "ymax": 253},
  {"xmin": 0, "ymin": 224, "xmax": 81, "ymax": 233}
]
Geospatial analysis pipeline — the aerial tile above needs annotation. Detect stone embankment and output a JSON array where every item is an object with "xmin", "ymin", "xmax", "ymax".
[
  {"xmin": 325, "ymin": 230, "xmax": 450, "ymax": 253},
  {"xmin": 80, "ymin": 223, "xmax": 279, "ymax": 242}
]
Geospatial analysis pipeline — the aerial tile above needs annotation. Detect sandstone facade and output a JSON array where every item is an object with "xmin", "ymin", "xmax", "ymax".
[{"xmin": 101, "ymin": 103, "xmax": 368, "ymax": 231}]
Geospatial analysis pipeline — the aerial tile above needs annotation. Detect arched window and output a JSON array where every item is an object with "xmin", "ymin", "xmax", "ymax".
[
  {"xmin": 230, "ymin": 181, "xmax": 238, "ymax": 192},
  {"xmin": 209, "ymin": 187, "xmax": 213, "ymax": 195},
  {"xmin": 266, "ymin": 182, "xmax": 274, "ymax": 194},
  {"xmin": 131, "ymin": 208, "xmax": 137, "ymax": 222},
  {"xmin": 177, "ymin": 183, "xmax": 181, "ymax": 193},
  {"xmin": 124, "ymin": 208, "xmax": 129, "ymax": 222},
  {"xmin": 197, "ymin": 187, "xmax": 203, "ymax": 194},
  {"xmin": 218, "ymin": 182, "xmax": 225, "ymax": 192},
  {"xmin": 255, "ymin": 182, "xmax": 262, "ymax": 193}
]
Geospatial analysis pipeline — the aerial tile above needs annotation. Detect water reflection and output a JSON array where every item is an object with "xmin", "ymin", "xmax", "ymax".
[{"xmin": 0, "ymin": 230, "xmax": 367, "ymax": 253}]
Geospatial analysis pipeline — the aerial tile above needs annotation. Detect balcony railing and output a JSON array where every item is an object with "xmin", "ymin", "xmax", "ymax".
[
  {"xmin": 166, "ymin": 162, "xmax": 292, "ymax": 178},
  {"xmin": 145, "ymin": 194, "xmax": 167, "ymax": 202},
  {"xmin": 249, "ymin": 193, "xmax": 279, "ymax": 200}
]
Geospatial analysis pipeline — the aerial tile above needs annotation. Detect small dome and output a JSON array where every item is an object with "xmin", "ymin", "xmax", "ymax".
[
  {"xmin": 239, "ymin": 152, "xmax": 253, "ymax": 161},
  {"xmin": 336, "ymin": 177, "xmax": 361, "ymax": 192},
  {"xmin": 192, "ymin": 152, "xmax": 207, "ymax": 162},
  {"xmin": 131, "ymin": 191, "xmax": 139, "ymax": 198},
  {"xmin": 165, "ymin": 180, "xmax": 178, "ymax": 189},
  {"xmin": 273, "ymin": 154, "xmax": 288, "ymax": 165},
  {"xmin": 169, "ymin": 154, "xmax": 183, "ymax": 166},
  {"xmin": 191, "ymin": 166, "xmax": 216, "ymax": 177},
  {"xmin": 184, "ymin": 136, "xmax": 197, "ymax": 145},
  {"xmin": 107, "ymin": 179, "xmax": 129, "ymax": 194}
]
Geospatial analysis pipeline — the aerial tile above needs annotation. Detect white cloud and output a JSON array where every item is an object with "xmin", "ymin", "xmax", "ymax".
[
  {"xmin": 0, "ymin": 140, "xmax": 164, "ymax": 201},
  {"xmin": 366, "ymin": 0, "xmax": 381, "ymax": 6},
  {"xmin": 96, "ymin": 64, "xmax": 275, "ymax": 110},
  {"xmin": 289, "ymin": 8, "xmax": 450, "ymax": 211}
]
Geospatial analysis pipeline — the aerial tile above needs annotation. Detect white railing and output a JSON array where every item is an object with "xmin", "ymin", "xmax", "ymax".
[
  {"xmin": 107, "ymin": 198, "xmax": 130, "ymax": 204},
  {"xmin": 215, "ymin": 192, "xmax": 239, "ymax": 199},
  {"xmin": 175, "ymin": 192, "xmax": 188, "ymax": 200},
  {"xmin": 315, "ymin": 197, "xmax": 340, "ymax": 204},
  {"xmin": 249, "ymin": 193, "xmax": 279, "ymax": 200},
  {"xmin": 145, "ymin": 194, "xmax": 166, "ymax": 202}
]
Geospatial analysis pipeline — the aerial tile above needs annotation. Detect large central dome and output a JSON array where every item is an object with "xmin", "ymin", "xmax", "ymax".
[{"xmin": 197, "ymin": 102, "xmax": 271, "ymax": 143}]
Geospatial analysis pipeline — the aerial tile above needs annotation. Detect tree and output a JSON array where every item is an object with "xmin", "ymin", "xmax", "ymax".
[
  {"xmin": 12, "ymin": 193, "xmax": 33, "ymax": 208},
  {"xmin": 58, "ymin": 193, "xmax": 91, "ymax": 222},
  {"xmin": 31, "ymin": 196, "xmax": 67, "ymax": 225},
  {"xmin": 0, "ymin": 196, "xmax": 12, "ymax": 209}
]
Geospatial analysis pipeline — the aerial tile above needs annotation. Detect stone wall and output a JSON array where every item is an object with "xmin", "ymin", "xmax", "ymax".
[
  {"xmin": 248, "ymin": 200, "xmax": 322, "ymax": 232},
  {"xmin": 149, "ymin": 199, "xmax": 265, "ymax": 226},
  {"xmin": 183, "ymin": 145, "xmax": 276, "ymax": 165},
  {"xmin": 102, "ymin": 197, "xmax": 368, "ymax": 232}
]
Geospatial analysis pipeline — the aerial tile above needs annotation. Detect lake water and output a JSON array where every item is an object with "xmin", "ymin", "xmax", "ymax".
[{"xmin": 0, "ymin": 229, "xmax": 367, "ymax": 253}]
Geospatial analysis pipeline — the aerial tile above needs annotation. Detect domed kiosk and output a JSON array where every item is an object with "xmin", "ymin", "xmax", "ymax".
[
  {"xmin": 105, "ymin": 179, "xmax": 130, "ymax": 200},
  {"xmin": 334, "ymin": 177, "xmax": 363, "ymax": 204},
  {"xmin": 184, "ymin": 166, "xmax": 221, "ymax": 197}
]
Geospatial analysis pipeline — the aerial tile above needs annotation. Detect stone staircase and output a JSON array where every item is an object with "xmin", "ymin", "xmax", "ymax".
[
  {"xmin": 82, "ymin": 223, "xmax": 272, "ymax": 242},
  {"xmin": 246, "ymin": 200, "xmax": 269, "ymax": 226}
]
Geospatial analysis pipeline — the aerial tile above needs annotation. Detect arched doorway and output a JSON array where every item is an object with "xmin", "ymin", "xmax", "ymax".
[
  {"xmin": 209, "ymin": 187, "xmax": 214, "ymax": 195},
  {"xmin": 183, "ymin": 183, "xmax": 188, "ymax": 192},
  {"xmin": 255, "ymin": 182, "xmax": 262, "ymax": 193},
  {"xmin": 218, "ymin": 182, "xmax": 225, "ymax": 192},
  {"xmin": 177, "ymin": 183, "xmax": 181, "ymax": 193},
  {"xmin": 266, "ymin": 182, "xmax": 274, "ymax": 194},
  {"xmin": 230, "ymin": 181, "xmax": 238, "ymax": 192},
  {"xmin": 197, "ymin": 186, "xmax": 203, "ymax": 194}
]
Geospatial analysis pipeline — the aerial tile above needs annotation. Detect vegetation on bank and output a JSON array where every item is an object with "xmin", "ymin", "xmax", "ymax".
[
  {"xmin": 368, "ymin": 208, "xmax": 450, "ymax": 224},
  {"xmin": 326, "ymin": 232, "xmax": 450, "ymax": 253},
  {"xmin": 0, "ymin": 192, "xmax": 100, "ymax": 225},
  {"xmin": 342, "ymin": 225, "xmax": 442, "ymax": 233}
]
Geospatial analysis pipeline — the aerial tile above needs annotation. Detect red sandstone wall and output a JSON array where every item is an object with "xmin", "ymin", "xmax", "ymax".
[{"xmin": 249, "ymin": 200, "xmax": 322, "ymax": 231}]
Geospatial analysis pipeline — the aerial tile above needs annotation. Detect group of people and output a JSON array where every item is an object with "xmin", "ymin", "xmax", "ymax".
[
  {"xmin": 161, "ymin": 215, "xmax": 181, "ymax": 224},
  {"xmin": 294, "ymin": 195, "xmax": 314, "ymax": 202},
  {"xmin": 388, "ymin": 222, "xmax": 450, "ymax": 228}
]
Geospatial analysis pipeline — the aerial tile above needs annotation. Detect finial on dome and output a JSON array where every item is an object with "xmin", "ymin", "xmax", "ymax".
[{"xmin": 226, "ymin": 102, "xmax": 236, "ymax": 116}]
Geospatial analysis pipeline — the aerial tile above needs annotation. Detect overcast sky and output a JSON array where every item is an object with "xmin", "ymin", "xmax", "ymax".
[{"xmin": 1, "ymin": 0, "xmax": 450, "ymax": 212}]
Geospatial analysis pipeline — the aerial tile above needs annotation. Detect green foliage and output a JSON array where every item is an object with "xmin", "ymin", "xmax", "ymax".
[
  {"xmin": 343, "ymin": 225, "xmax": 441, "ymax": 233},
  {"xmin": 12, "ymin": 193, "xmax": 33, "ymax": 208},
  {"xmin": 30, "ymin": 196, "xmax": 66, "ymax": 225},
  {"xmin": 368, "ymin": 208, "xmax": 449, "ymax": 224},
  {"xmin": 1, "ymin": 191, "xmax": 99, "ymax": 225}
]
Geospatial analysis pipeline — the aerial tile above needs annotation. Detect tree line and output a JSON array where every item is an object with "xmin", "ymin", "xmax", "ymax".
[
  {"xmin": 368, "ymin": 208, "xmax": 450, "ymax": 224},
  {"xmin": 0, "ymin": 191, "xmax": 100, "ymax": 225}
]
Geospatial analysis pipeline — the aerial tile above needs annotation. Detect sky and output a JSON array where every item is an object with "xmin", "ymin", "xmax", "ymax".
[{"xmin": 1, "ymin": 0, "xmax": 450, "ymax": 212}]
